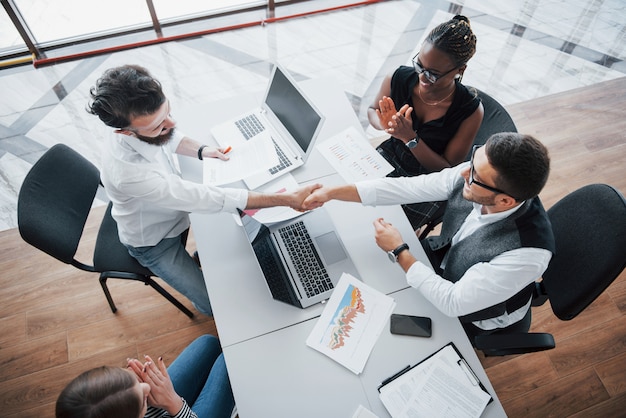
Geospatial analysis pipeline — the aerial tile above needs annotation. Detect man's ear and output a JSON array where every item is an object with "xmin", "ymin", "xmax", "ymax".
[
  {"xmin": 115, "ymin": 129, "xmax": 136, "ymax": 137},
  {"xmin": 497, "ymin": 194, "xmax": 518, "ymax": 209}
]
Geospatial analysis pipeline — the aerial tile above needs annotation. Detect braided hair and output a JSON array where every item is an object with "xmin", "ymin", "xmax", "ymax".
[{"xmin": 426, "ymin": 15, "xmax": 477, "ymax": 67}]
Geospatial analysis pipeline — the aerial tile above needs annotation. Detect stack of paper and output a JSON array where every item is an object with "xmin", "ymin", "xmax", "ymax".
[
  {"xmin": 379, "ymin": 344, "xmax": 491, "ymax": 418},
  {"xmin": 305, "ymin": 273, "xmax": 396, "ymax": 374}
]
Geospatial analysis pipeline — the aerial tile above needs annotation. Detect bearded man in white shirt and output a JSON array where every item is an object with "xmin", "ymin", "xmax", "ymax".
[
  {"xmin": 303, "ymin": 132, "xmax": 554, "ymax": 341},
  {"xmin": 88, "ymin": 65, "xmax": 319, "ymax": 316}
]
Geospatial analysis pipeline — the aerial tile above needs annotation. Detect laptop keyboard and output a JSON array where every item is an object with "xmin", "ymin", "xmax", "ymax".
[
  {"xmin": 235, "ymin": 114, "xmax": 265, "ymax": 140},
  {"xmin": 279, "ymin": 221, "xmax": 333, "ymax": 298},
  {"xmin": 269, "ymin": 139, "xmax": 293, "ymax": 174},
  {"xmin": 235, "ymin": 114, "xmax": 293, "ymax": 175}
]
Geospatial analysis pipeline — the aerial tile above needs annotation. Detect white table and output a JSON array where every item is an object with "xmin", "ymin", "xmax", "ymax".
[{"xmin": 177, "ymin": 75, "xmax": 506, "ymax": 417}]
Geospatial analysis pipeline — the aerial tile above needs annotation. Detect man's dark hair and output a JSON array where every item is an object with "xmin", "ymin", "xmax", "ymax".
[
  {"xmin": 87, "ymin": 65, "xmax": 165, "ymax": 129},
  {"xmin": 485, "ymin": 132, "xmax": 550, "ymax": 201}
]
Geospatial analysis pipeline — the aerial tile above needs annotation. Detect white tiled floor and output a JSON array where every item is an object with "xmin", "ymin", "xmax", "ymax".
[{"xmin": 0, "ymin": 0, "xmax": 624, "ymax": 231}]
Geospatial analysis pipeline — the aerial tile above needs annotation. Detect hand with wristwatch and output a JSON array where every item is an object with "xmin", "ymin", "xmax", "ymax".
[
  {"xmin": 405, "ymin": 133, "xmax": 419, "ymax": 149},
  {"xmin": 387, "ymin": 243, "xmax": 410, "ymax": 263}
]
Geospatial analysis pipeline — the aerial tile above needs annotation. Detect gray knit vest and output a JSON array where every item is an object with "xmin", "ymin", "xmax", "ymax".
[{"xmin": 424, "ymin": 178, "xmax": 555, "ymax": 322}]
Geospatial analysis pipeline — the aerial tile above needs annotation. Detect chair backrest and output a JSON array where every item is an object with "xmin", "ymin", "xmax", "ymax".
[
  {"xmin": 464, "ymin": 88, "xmax": 518, "ymax": 161},
  {"xmin": 543, "ymin": 184, "xmax": 626, "ymax": 320},
  {"xmin": 17, "ymin": 144, "xmax": 100, "ymax": 264},
  {"xmin": 419, "ymin": 89, "xmax": 517, "ymax": 239}
]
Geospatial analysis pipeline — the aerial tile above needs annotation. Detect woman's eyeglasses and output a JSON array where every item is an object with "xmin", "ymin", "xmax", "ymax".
[{"xmin": 412, "ymin": 53, "xmax": 457, "ymax": 84}]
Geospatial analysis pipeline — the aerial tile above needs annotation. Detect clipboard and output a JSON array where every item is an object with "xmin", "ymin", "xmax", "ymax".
[{"xmin": 377, "ymin": 342, "xmax": 492, "ymax": 403}]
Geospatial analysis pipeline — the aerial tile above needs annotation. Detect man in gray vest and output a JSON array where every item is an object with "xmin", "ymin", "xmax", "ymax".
[{"xmin": 302, "ymin": 132, "xmax": 554, "ymax": 341}]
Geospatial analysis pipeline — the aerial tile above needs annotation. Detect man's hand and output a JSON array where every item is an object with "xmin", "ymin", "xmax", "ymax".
[
  {"xmin": 302, "ymin": 185, "xmax": 333, "ymax": 210},
  {"xmin": 203, "ymin": 146, "xmax": 231, "ymax": 161},
  {"xmin": 288, "ymin": 183, "xmax": 323, "ymax": 211},
  {"xmin": 373, "ymin": 218, "xmax": 405, "ymax": 252}
]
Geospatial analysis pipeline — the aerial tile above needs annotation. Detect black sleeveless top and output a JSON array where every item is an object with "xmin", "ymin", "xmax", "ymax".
[{"xmin": 377, "ymin": 66, "xmax": 481, "ymax": 177}]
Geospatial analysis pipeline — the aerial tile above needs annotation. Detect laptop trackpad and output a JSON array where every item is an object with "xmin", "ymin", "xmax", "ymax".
[{"xmin": 315, "ymin": 231, "xmax": 347, "ymax": 265}]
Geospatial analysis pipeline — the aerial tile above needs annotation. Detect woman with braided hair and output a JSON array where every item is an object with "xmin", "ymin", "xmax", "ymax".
[{"xmin": 370, "ymin": 15, "xmax": 484, "ymax": 231}]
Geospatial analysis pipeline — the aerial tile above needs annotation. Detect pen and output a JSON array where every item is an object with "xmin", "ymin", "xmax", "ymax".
[
  {"xmin": 223, "ymin": 145, "xmax": 232, "ymax": 154},
  {"xmin": 379, "ymin": 365, "xmax": 411, "ymax": 389}
]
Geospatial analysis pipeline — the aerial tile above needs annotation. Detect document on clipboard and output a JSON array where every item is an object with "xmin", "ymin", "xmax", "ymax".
[{"xmin": 378, "ymin": 343, "xmax": 491, "ymax": 418}]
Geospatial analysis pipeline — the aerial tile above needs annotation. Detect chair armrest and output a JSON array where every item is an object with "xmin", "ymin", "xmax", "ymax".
[
  {"xmin": 474, "ymin": 332, "xmax": 555, "ymax": 356},
  {"xmin": 531, "ymin": 281, "xmax": 549, "ymax": 306}
]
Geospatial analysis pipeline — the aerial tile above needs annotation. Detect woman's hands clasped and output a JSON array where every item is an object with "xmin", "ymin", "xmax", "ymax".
[
  {"xmin": 376, "ymin": 96, "xmax": 415, "ymax": 142},
  {"xmin": 127, "ymin": 355, "xmax": 184, "ymax": 415}
]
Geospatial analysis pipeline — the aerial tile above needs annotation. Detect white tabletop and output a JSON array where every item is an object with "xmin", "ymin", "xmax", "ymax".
[
  {"xmin": 224, "ymin": 286, "xmax": 505, "ymax": 418},
  {"xmin": 178, "ymin": 75, "xmax": 505, "ymax": 417}
]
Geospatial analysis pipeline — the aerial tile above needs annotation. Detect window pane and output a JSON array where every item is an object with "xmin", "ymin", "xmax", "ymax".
[
  {"xmin": 13, "ymin": 0, "xmax": 151, "ymax": 43},
  {"xmin": 152, "ymin": 0, "xmax": 263, "ymax": 20},
  {"xmin": 0, "ymin": 5, "xmax": 25, "ymax": 50}
]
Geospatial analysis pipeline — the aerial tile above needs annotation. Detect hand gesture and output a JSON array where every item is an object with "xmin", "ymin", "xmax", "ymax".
[
  {"xmin": 373, "ymin": 218, "xmax": 404, "ymax": 252},
  {"xmin": 385, "ymin": 104, "xmax": 415, "ymax": 141},
  {"xmin": 375, "ymin": 96, "xmax": 398, "ymax": 129},
  {"xmin": 302, "ymin": 186, "xmax": 333, "ymax": 210},
  {"xmin": 127, "ymin": 355, "xmax": 183, "ymax": 415},
  {"xmin": 289, "ymin": 183, "xmax": 323, "ymax": 211}
]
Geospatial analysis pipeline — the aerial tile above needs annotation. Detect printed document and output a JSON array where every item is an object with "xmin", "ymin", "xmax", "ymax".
[
  {"xmin": 306, "ymin": 273, "xmax": 396, "ymax": 374},
  {"xmin": 379, "ymin": 344, "xmax": 491, "ymax": 418},
  {"xmin": 203, "ymin": 135, "xmax": 278, "ymax": 185},
  {"xmin": 317, "ymin": 126, "xmax": 393, "ymax": 182}
]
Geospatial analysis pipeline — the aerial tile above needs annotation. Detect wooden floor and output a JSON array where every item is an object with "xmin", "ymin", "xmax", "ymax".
[{"xmin": 1, "ymin": 77, "xmax": 625, "ymax": 417}]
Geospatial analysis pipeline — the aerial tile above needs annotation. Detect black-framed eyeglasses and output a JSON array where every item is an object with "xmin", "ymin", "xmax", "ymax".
[
  {"xmin": 469, "ymin": 145, "xmax": 513, "ymax": 197},
  {"xmin": 412, "ymin": 53, "xmax": 457, "ymax": 84}
]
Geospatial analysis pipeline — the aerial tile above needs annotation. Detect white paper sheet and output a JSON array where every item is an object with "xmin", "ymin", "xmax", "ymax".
[
  {"xmin": 306, "ymin": 273, "xmax": 396, "ymax": 374},
  {"xmin": 202, "ymin": 134, "xmax": 278, "ymax": 185},
  {"xmin": 379, "ymin": 345, "xmax": 491, "ymax": 418},
  {"xmin": 316, "ymin": 126, "xmax": 393, "ymax": 182}
]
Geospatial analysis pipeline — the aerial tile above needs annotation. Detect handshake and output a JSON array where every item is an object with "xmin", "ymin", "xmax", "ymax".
[
  {"xmin": 283, "ymin": 182, "xmax": 406, "ymax": 256},
  {"xmin": 285, "ymin": 183, "xmax": 335, "ymax": 212},
  {"xmin": 276, "ymin": 182, "xmax": 362, "ymax": 212}
]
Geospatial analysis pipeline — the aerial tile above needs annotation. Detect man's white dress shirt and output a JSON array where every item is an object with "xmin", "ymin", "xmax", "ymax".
[
  {"xmin": 356, "ymin": 164, "xmax": 552, "ymax": 330},
  {"xmin": 101, "ymin": 130, "xmax": 248, "ymax": 247}
]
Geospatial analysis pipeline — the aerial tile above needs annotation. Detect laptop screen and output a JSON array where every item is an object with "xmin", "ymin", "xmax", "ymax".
[
  {"xmin": 239, "ymin": 210, "xmax": 269, "ymax": 246},
  {"xmin": 265, "ymin": 66, "xmax": 324, "ymax": 155}
]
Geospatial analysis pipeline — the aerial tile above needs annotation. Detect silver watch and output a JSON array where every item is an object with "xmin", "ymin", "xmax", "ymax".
[
  {"xmin": 406, "ymin": 136, "xmax": 419, "ymax": 149},
  {"xmin": 387, "ymin": 243, "xmax": 410, "ymax": 263}
]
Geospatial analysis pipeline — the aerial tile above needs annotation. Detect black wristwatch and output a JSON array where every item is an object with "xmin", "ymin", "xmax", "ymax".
[
  {"xmin": 406, "ymin": 135, "xmax": 419, "ymax": 149},
  {"xmin": 387, "ymin": 243, "xmax": 410, "ymax": 263},
  {"xmin": 197, "ymin": 145, "xmax": 208, "ymax": 160}
]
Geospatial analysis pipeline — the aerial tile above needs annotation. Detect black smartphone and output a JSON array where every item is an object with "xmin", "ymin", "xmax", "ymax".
[{"xmin": 390, "ymin": 314, "xmax": 432, "ymax": 337}]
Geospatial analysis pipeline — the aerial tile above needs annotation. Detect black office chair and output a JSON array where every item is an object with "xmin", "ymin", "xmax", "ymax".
[
  {"xmin": 474, "ymin": 184, "xmax": 626, "ymax": 356},
  {"xmin": 17, "ymin": 144, "xmax": 194, "ymax": 318},
  {"xmin": 418, "ymin": 88, "xmax": 518, "ymax": 239}
]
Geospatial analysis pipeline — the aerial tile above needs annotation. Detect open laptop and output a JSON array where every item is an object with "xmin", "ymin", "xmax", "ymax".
[
  {"xmin": 210, "ymin": 64, "xmax": 325, "ymax": 190},
  {"xmin": 238, "ymin": 207, "xmax": 359, "ymax": 308}
]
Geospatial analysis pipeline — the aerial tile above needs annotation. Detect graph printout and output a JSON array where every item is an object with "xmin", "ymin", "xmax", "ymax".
[
  {"xmin": 306, "ymin": 273, "xmax": 396, "ymax": 374},
  {"xmin": 316, "ymin": 126, "xmax": 394, "ymax": 182}
]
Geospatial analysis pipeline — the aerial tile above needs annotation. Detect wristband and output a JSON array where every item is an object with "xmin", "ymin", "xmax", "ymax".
[{"xmin": 197, "ymin": 145, "xmax": 208, "ymax": 160}]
